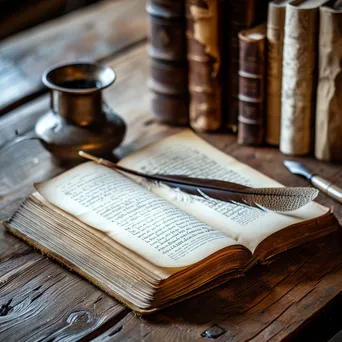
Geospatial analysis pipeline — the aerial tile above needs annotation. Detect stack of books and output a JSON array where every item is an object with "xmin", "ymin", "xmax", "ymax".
[
  {"xmin": 266, "ymin": 0, "xmax": 342, "ymax": 162},
  {"xmin": 146, "ymin": 0, "xmax": 342, "ymax": 161}
]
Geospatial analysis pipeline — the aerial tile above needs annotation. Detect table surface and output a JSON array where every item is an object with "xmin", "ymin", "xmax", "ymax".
[{"xmin": 1, "ymin": 1, "xmax": 342, "ymax": 341}]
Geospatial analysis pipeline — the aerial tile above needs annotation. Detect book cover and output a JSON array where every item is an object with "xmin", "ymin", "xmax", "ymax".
[
  {"xmin": 147, "ymin": 0, "xmax": 189, "ymax": 125},
  {"xmin": 186, "ymin": 0, "xmax": 222, "ymax": 132},
  {"xmin": 224, "ymin": 0, "xmax": 269, "ymax": 131},
  {"xmin": 238, "ymin": 24, "xmax": 267, "ymax": 146}
]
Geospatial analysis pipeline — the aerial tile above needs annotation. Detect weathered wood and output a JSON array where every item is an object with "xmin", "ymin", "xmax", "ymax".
[
  {"xmin": 0, "ymin": 96, "xmax": 49, "ymax": 148},
  {"xmin": 93, "ymin": 234, "xmax": 342, "ymax": 342},
  {"xmin": 0, "ymin": 0, "xmax": 66, "ymax": 39},
  {"xmin": 0, "ymin": 223, "xmax": 31, "ymax": 266},
  {"xmin": 1, "ymin": 40, "xmax": 342, "ymax": 342},
  {"xmin": 0, "ymin": 212, "xmax": 127, "ymax": 342},
  {"xmin": 0, "ymin": 257, "xmax": 127, "ymax": 342},
  {"xmin": 0, "ymin": 0, "xmax": 147, "ymax": 116}
]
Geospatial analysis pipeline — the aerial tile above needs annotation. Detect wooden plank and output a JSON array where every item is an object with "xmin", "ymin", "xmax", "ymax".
[
  {"xmin": 0, "ymin": 257, "xmax": 127, "ymax": 342},
  {"xmin": 0, "ymin": 96, "xmax": 49, "ymax": 148},
  {"xmin": 0, "ymin": 203, "xmax": 127, "ymax": 342},
  {"xmin": 93, "ymin": 235, "xmax": 342, "ymax": 342},
  {"xmin": 0, "ymin": 0, "xmax": 147, "ymax": 115},
  {"xmin": 0, "ymin": 222, "xmax": 32, "ymax": 267}
]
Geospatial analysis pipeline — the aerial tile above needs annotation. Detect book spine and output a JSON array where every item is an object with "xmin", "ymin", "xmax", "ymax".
[
  {"xmin": 147, "ymin": 0, "xmax": 189, "ymax": 125},
  {"xmin": 280, "ymin": 4, "xmax": 320, "ymax": 156},
  {"xmin": 224, "ymin": 0, "xmax": 259, "ymax": 132},
  {"xmin": 315, "ymin": 2, "xmax": 342, "ymax": 162},
  {"xmin": 265, "ymin": 2, "xmax": 287, "ymax": 146},
  {"xmin": 237, "ymin": 25, "xmax": 266, "ymax": 146},
  {"xmin": 185, "ymin": 0, "xmax": 222, "ymax": 132}
]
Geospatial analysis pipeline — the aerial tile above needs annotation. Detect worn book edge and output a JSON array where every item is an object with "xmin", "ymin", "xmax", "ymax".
[{"xmin": 3, "ymin": 219, "xmax": 245, "ymax": 314}]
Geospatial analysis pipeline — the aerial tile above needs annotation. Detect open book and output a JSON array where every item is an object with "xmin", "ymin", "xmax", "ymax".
[{"xmin": 4, "ymin": 130, "xmax": 338, "ymax": 313}]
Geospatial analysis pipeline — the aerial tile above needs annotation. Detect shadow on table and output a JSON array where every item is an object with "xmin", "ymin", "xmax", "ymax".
[{"xmin": 142, "ymin": 233, "xmax": 342, "ymax": 340}]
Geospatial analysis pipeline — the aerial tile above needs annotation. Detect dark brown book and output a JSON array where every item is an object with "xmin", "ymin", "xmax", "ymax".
[
  {"xmin": 3, "ymin": 130, "xmax": 338, "ymax": 313},
  {"xmin": 238, "ymin": 24, "xmax": 267, "ymax": 146},
  {"xmin": 146, "ymin": 0, "xmax": 189, "ymax": 125},
  {"xmin": 224, "ymin": 0, "xmax": 269, "ymax": 132},
  {"xmin": 148, "ymin": 58, "xmax": 189, "ymax": 126},
  {"xmin": 185, "ymin": 0, "xmax": 222, "ymax": 132}
]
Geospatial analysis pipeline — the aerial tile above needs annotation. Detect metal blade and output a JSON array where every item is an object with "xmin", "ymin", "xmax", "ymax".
[{"xmin": 283, "ymin": 161, "xmax": 313, "ymax": 180}]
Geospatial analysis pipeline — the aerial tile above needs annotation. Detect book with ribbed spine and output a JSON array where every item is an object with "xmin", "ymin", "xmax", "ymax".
[
  {"xmin": 238, "ymin": 24, "xmax": 267, "ymax": 146},
  {"xmin": 147, "ymin": 0, "xmax": 189, "ymax": 125},
  {"xmin": 224, "ymin": 0, "xmax": 269, "ymax": 132}
]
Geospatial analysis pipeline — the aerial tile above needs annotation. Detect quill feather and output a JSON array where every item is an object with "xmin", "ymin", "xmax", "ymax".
[{"xmin": 79, "ymin": 151, "xmax": 319, "ymax": 212}]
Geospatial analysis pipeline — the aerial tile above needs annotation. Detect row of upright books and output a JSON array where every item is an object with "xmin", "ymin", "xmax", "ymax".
[{"xmin": 146, "ymin": 0, "xmax": 342, "ymax": 162}]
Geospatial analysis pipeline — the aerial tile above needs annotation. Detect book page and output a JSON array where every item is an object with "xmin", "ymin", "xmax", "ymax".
[
  {"xmin": 35, "ymin": 162, "xmax": 236, "ymax": 268},
  {"xmin": 119, "ymin": 129, "xmax": 328, "ymax": 253}
]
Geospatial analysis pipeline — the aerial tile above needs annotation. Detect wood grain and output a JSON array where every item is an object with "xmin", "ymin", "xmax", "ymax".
[
  {"xmin": 0, "ymin": 0, "xmax": 147, "ymax": 116},
  {"xmin": 0, "ymin": 0, "xmax": 67, "ymax": 39},
  {"xmin": 92, "ymin": 235, "xmax": 342, "ymax": 342},
  {"xmin": 1, "ymin": 39, "xmax": 342, "ymax": 341},
  {"xmin": 0, "ymin": 257, "xmax": 127, "ymax": 342},
  {"xmin": 0, "ymin": 215, "xmax": 127, "ymax": 342}
]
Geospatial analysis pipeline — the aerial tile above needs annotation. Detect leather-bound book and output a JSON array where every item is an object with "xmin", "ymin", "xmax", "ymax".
[
  {"xmin": 280, "ymin": 0, "xmax": 328, "ymax": 156},
  {"xmin": 238, "ymin": 24, "xmax": 267, "ymax": 146},
  {"xmin": 315, "ymin": 0, "xmax": 342, "ymax": 161},
  {"xmin": 185, "ymin": 0, "xmax": 222, "ymax": 132},
  {"xmin": 148, "ymin": 58, "xmax": 189, "ymax": 126},
  {"xmin": 147, "ymin": 0, "xmax": 189, "ymax": 125},
  {"xmin": 147, "ymin": 0, "xmax": 186, "ymax": 61},
  {"xmin": 266, "ymin": 0, "xmax": 289, "ymax": 146},
  {"xmin": 224, "ymin": 0, "xmax": 269, "ymax": 132}
]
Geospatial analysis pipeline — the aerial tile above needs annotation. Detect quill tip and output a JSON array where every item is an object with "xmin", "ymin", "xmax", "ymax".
[{"xmin": 78, "ymin": 151, "xmax": 102, "ymax": 163}]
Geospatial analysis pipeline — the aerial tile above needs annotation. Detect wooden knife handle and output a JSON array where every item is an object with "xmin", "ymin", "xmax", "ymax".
[{"xmin": 311, "ymin": 176, "xmax": 342, "ymax": 204}]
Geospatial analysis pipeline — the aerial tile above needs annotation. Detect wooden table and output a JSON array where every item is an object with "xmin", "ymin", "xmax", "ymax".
[{"xmin": 1, "ymin": 1, "xmax": 342, "ymax": 341}]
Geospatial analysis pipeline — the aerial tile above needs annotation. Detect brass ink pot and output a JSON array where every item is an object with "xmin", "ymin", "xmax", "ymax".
[
  {"xmin": 0, "ymin": 63, "xmax": 126, "ymax": 162},
  {"xmin": 36, "ymin": 62, "xmax": 126, "ymax": 161}
]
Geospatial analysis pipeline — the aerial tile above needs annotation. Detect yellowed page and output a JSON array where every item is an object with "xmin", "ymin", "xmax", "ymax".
[
  {"xmin": 119, "ymin": 129, "xmax": 328, "ymax": 253},
  {"xmin": 35, "ymin": 162, "xmax": 236, "ymax": 268}
]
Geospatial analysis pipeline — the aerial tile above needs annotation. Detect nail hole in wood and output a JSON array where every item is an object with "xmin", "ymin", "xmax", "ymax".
[{"xmin": 201, "ymin": 324, "xmax": 227, "ymax": 339}]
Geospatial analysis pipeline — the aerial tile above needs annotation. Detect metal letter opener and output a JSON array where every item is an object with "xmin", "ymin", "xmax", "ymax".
[{"xmin": 284, "ymin": 161, "xmax": 342, "ymax": 204}]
